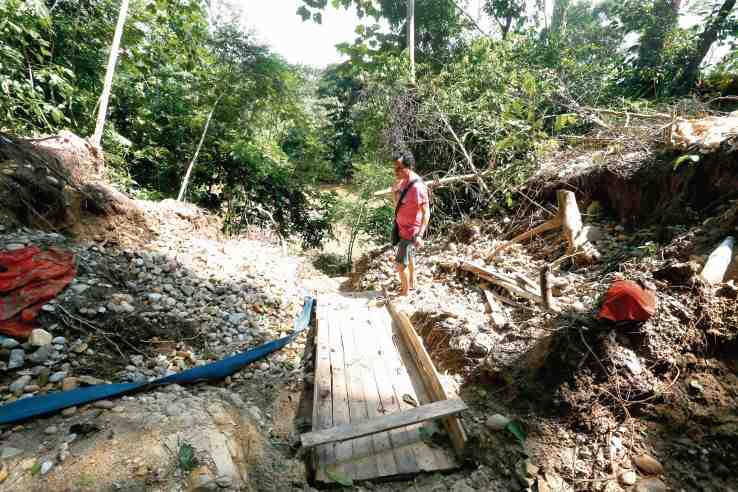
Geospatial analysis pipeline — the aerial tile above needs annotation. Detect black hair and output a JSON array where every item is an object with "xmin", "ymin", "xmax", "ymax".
[{"xmin": 394, "ymin": 150, "xmax": 416, "ymax": 170}]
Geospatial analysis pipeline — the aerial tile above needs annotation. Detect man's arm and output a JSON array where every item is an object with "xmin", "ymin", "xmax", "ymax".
[{"xmin": 415, "ymin": 201, "xmax": 430, "ymax": 245}]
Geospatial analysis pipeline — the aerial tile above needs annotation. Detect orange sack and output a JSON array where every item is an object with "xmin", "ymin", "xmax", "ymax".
[
  {"xmin": 597, "ymin": 280, "xmax": 656, "ymax": 323},
  {"xmin": 0, "ymin": 246, "xmax": 76, "ymax": 338}
]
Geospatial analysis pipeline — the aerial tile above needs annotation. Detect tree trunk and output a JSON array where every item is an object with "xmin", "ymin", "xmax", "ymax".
[
  {"xmin": 550, "ymin": 0, "xmax": 571, "ymax": 38},
  {"xmin": 91, "ymin": 0, "xmax": 129, "ymax": 149},
  {"xmin": 177, "ymin": 96, "xmax": 221, "ymax": 202},
  {"xmin": 407, "ymin": 0, "xmax": 415, "ymax": 84},
  {"xmin": 676, "ymin": 0, "xmax": 737, "ymax": 92},
  {"xmin": 635, "ymin": 0, "xmax": 681, "ymax": 90}
]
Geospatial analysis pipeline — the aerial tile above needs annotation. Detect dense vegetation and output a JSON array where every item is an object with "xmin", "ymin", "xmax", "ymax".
[{"xmin": 2, "ymin": 0, "xmax": 737, "ymax": 255}]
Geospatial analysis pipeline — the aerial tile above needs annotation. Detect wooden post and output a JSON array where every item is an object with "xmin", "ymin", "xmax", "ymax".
[{"xmin": 91, "ymin": 0, "xmax": 130, "ymax": 149}]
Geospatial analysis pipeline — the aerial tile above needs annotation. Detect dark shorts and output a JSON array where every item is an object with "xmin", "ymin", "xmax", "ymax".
[{"xmin": 395, "ymin": 239, "xmax": 415, "ymax": 266}]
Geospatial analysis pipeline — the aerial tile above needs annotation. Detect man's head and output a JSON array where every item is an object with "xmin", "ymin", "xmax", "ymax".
[{"xmin": 393, "ymin": 151, "xmax": 415, "ymax": 180}]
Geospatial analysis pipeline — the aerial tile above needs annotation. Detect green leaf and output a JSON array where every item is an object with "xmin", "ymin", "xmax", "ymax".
[
  {"xmin": 673, "ymin": 154, "xmax": 700, "ymax": 170},
  {"xmin": 325, "ymin": 467, "xmax": 354, "ymax": 487},
  {"xmin": 505, "ymin": 421, "xmax": 526, "ymax": 445},
  {"xmin": 297, "ymin": 6, "xmax": 311, "ymax": 21},
  {"xmin": 31, "ymin": 462, "xmax": 42, "ymax": 475}
]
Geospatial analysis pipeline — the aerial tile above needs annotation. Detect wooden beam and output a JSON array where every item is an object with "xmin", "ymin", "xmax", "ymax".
[
  {"xmin": 481, "ymin": 287, "xmax": 509, "ymax": 328},
  {"xmin": 384, "ymin": 295, "xmax": 468, "ymax": 457},
  {"xmin": 301, "ymin": 399, "xmax": 467, "ymax": 449}
]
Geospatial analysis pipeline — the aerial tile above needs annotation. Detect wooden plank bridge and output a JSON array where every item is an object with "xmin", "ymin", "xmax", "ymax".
[{"xmin": 303, "ymin": 291, "xmax": 467, "ymax": 483}]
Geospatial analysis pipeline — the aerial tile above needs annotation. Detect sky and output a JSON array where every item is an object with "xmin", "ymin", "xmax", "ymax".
[
  {"xmin": 233, "ymin": 1, "xmax": 731, "ymax": 69},
  {"xmin": 237, "ymin": 1, "xmax": 364, "ymax": 68}
]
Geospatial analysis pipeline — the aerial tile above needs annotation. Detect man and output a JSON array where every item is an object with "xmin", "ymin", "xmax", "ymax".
[{"xmin": 391, "ymin": 151, "xmax": 429, "ymax": 296}]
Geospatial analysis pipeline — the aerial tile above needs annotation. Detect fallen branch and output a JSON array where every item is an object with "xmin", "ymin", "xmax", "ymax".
[
  {"xmin": 481, "ymin": 286, "xmax": 510, "ymax": 328},
  {"xmin": 488, "ymin": 190, "xmax": 600, "ymax": 265},
  {"xmin": 540, "ymin": 265, "xmax": 558, "ymax": 312},
  {"xmin": 373, "ymin": 169, "xmax": 495, "ymax": 197}
]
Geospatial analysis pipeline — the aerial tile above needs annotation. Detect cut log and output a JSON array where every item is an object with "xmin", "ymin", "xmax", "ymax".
[
  {"xmin": 700, "ymin": 236, "xmax": 736, "ymax": 285},
  {"xmin": 300, "ymin": 399, "xmax": 468, "ymax": 449}
]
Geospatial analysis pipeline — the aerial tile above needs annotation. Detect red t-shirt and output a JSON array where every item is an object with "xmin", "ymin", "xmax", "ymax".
[{"xmin": 396, "ymin": 176, "xmax": 429, "ymax": 240}]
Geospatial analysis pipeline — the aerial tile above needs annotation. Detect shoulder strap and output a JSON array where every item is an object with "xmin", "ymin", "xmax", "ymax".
[{"xmin": 395, "ymin": 179, "xmax": 419, "ymax": 216}]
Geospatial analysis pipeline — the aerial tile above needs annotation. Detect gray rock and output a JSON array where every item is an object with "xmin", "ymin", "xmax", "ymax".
[
  {"xmin": 5, "ymin": 243, "xmax": 25, "ymax": 251},
  {"xmin": 0, "ymin": 447, "xmax": 23, "ymax": 459},
  {"xmin": 49, "ymin": 371, "xmax": 67, "ymax": 383},
  {"xmin": 228, "ymin": 313, "xmax": 246, "ymax": 325},
  {"xmin": 147, "ymin": 293, "xmax": 163, "ymax": 303},
  {"xmin": 10, "ymin": 375, "xmax": 32, "ymax": 394},
  {"xmin": 52, "ymin": 337, "xmax": 66, "ymax": 345},
  {"xmin": 619, "ymin": 470, "xmax": 637, "ymax": 486},
  {"xmin": 61, "ymin": 406, "xmax": 77, "ymax": 417},
  {"xmin": 2, "ymin": 338, "xmax": 20, "ymax": 349},
  {"xmin": 8, "ymin": 348, "xmax": 25, "ymax": 369},
  {"xmin": 44, "ymin": 425, "xmax": 59, "ymax": 435},
  {"xmin": 28, "ymin": 345, "xmax": 51, "ymax": 364},
  {"xmin": 71, "ymin": 284, "xmax": 89, "ymax": 294},
  {"xmin": 215, "ymin": 476, "xmax": 233, "ymax": 488},
  {"xmin": 486, "ymin": 414, "xmax": 511, "ymax": 431},
  {"xmin": 94, "ymin": 400, "xmax": 115, "ymax": 409}
]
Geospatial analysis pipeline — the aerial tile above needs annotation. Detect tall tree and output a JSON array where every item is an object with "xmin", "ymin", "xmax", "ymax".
[
  {"xmin": 91, "ymin": 0, "xmax": 129, "ymax": 148},
  {"xmin": 676, "ymin": 0, "xmax": 737, "ymax": 91}
]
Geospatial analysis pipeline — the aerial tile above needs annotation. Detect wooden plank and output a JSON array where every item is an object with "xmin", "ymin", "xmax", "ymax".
[
  {"xmin": 302, "ymin": 399, "xmax": 467, "ymax": 448},
  {"xmin": 377, "ymin": 308, "xmax": 439, "ymax": 472},
  {"xmin": 340, "ymin": 310, "xmax": 379, "ymax": 481},
  {"xmin": 312, "ymin": 301, "xmax": 335, "ymax": 481},
  {"xmin": 365, "ymin": 308, "xmax": 419, "ymax": 474},
  {"xmin": 326, "ymin": 308, "xmax": 354, "ymax": 477},
  {"xmin": 385, "ymin": 299, "xmax": 468, "ymax": 458},
  {"xmin": 351, "ymin": 312, "xmax": 398, "ymax": 478}
]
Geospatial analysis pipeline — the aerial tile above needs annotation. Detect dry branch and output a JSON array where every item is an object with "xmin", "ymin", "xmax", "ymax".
[{"xmin": 373, "ymin": 169, "xmax": 495, "ymax": 197}]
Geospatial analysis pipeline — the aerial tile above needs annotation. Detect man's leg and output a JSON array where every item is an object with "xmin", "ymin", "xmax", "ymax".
[
  {"xmin": 395, "ymin": 241, "xmax": 410, "ymax": 296},
  {"xmin": 408, "ymin": 251, "xmax": 416, "ymax": 291}
]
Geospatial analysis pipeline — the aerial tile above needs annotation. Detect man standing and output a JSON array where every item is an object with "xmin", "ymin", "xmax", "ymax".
[{"xmin": 391, "ymin": 151, "xmax": 429, "ymax": 296}]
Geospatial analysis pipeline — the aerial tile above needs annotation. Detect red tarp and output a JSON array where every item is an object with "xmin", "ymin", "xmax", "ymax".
[
  {"xmin": 0, "ymin": 246, "xmax": 76, "ymax": 338},
  {"xmin": 597, "ymin": 280, "xmax": 656, "ymax": 323}
]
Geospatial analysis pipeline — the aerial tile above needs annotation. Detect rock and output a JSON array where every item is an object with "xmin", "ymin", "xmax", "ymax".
[
  {"xmin": 2, "ymin": 338, "xmax": 20, "ymax": 349},
  {"xmin": 49, "ymin": 371, "xmax": 67, "ymax": 383},
  {"xmin": 40, "ymin": 461, "xmax": 53, "ymax": 474},
  {"xmin": 28, "ymin": 345, "xmax": 51, "ymax": 364},
  {"xmin": 37, "ymin": 367, "xmax": 50, "ymax": 386},
  {"xmin": 51, "ymin": 337, "xmax": 66, "ymax": 345},
  {"xmin": 71, "ymin": 284, "xmax": 89, "ymax": 294},
  {"xmin": 8, "ymin": 349, "xmax": 25, "ymax": 369},
  {"xmin": 44, "ymin": 425, "xmax": 59, "ymax": 435},
  {"xmin": 485, "ymin": 414, "xmax": 511, "ymax": 431},
  {"xmin": 633, "ymin": 454, "xmax": 664, "ymax": 475},
  {"xmin": 619, "ymin": 470, "xmax": 637, "ymax": 486},
  {"xmin": 633, "ymin": 478, "xmax": 667, "ymax": 492},
  {"xmin": 79, "ymin": 375, "xmax": 104, "ymax": 386},
  {"xmin": 0, "ymin": 467, "xmax": 6, "ymax": 482},
  {"xmin": 93, "ymin": 400, "xmax": 114, "ymax": 409},
  {"xmin": 61, "ymin": 406, "xmax": 77, "ymax": 417},
  {"xmin": 0, "ymin": 447, "xmax": 23, "ymax": 459},
  {"xmin": 71, "ymin": 342, "xmax": 88, "ymax": 354},
  {"xmin": 10, "ymin": 375, "xmax": 31, "ymax": 395},
  {"xmin": 29, "ymin": 329, "xmax": 53, "ymax": 347},
  {"xmin": 147, "ymin": 293, "xmax": 162, "ymax": 303},
  {"xmin": 62, "ymin": 377, "xmax": 79, "ymax": 391},
  {"xmin": 450, "ymin": 480, "xmax": 475, "ymax": 492},
  {"xmin": 215, "ymin": 475, "xmax": 233, "ymax": 488},
  {"xmin": 189, "ymin": 465, "xmax": 218, "ymax": 491}
]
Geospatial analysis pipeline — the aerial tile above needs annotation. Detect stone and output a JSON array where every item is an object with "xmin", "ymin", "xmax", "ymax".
[
  {"xmin": 29, "ymin": 329, "xmax": 53, "ymax": 347},
  {"xmin": 0, "ymin": 447, "xmax": 23, "ymax": 459},
  {"xmin": 71, "ymin": 342, "xmax": 88, "ymax": 354},
  {"xmin": 10, "ymin": 375, "xmax": 31, "ymax": 394},
  {"xmin": 79, "ymin": 375, "xmax": 104, "ymax": 386},
  {"xmin": 50, "ymin": 371, "xmax": 67, "ymax": 383},
  {"xmin": 147, "ymin": 293, "xmax": 162, "ymax": 303},
  {"xmin": 94, "ymin": 400, "xmax": 114, "ymax": 409},
  {"xmin": 61, "ymin": 406, "xmax": 77, "ymax": 417},
  {"xmin": 62, "ymin": 377, "xmax": 79, "ymax": 391},
  {"xmin": 8, "ymin": 349, "xmax": 25, "ymax": 369},
  {"xmin": 71, "ymin": 284, "xmax": 89, "ymax": 294},
  {"xmin": 2, "ymin": 338, "xmax": 20, "ymax": 349},
  {"xmin": 40, "ymin": 461, "xmax": 53, "ymax": 474},
  {"xmin": 633, "ymin": 454, "xmax": 664, "ymax": 475},
  {"xmin": 44, "ymin": 425, "xmax": 59, "ymax": 435},
  {"xmin": 28, "ymin": 345, "xmax": 51, "ymax": 364},
  {"xmin": 51, "ymin": 337, "xmax": 66, "ymax": 345},
  {"xmin": 0, "ymin": 467, "xmax": 6, "ymax": 482},
  {"xmin": 633, "ymin": 478, "xmax": 667, "ymax": 492},
  {"xmin": 619, "ymin": 470, "xmax": 637, "ymax": 486},
  {"xmin": 215, "ymin": 475, "xmax": 233, "ymax": 488},
  {"xmin": 37, "ymin": 368, "xmax": 50, "ymax": 386},
  {"xmin": 485, "ymin": 414, "xmax": 511, "ymax": 431}
]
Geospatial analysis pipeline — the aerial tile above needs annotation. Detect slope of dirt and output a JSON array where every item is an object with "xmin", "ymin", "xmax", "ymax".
[{"xmin": 349, "ymin": 155, "xmax": 738, "ymax": 490}]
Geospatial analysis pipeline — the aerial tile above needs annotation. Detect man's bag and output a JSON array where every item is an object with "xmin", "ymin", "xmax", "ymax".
[{"xmin": 392, "ymin": 179, "xmax": 418, "ymax": 245}]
